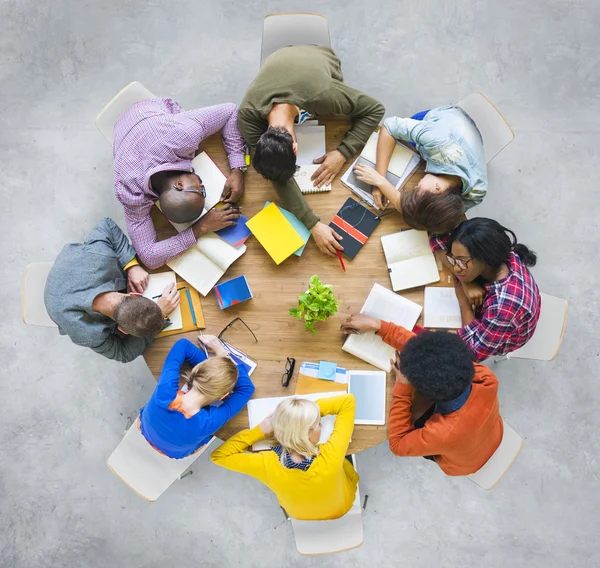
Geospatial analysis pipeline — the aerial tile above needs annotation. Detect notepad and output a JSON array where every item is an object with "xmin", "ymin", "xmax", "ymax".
[
  {"xmin": 264, "ymin": 202, "xmax": 310, "ymax": 256},
  {"xmin": 342, "ymin": 283, "xmax": 422, "ymax": 372},
  {"xmin": 381, "ymin": 230, "xmax": 441, "ymax": 291},
  {"xmin": 214, "ymin": 275, "xmax": 252, "ymax": 309},
  {"xmin": 167, "ymin": 233, "xmax": 246, "ymax": 296},
  {"xmin": 247, "ymin": 391, "xmax": 342, "ymax": 451},
  {"xmin": 348, "ymin": 370, "xmax": 387, "ymax": 425},
  {"xmin": 424, "ymin": 287, "xmax": 462, "ymax": 328},
  {"xmin": 329, "ymin": 198, "xmax": 381, "ymax": 260},
  {"xmin": 294, "ymin": 165, "xmax": 332, "ymax": 194},
  {"xmin": 142, "ymin": 271, "xmax": 183, "ymax": 331},
  {"xmin": 341, "ymin": 131, "xmax": 420, "ymax": 210},
  {"xmin": 246, "ymin": 202, "xmax": 305, "ymax": 264}
]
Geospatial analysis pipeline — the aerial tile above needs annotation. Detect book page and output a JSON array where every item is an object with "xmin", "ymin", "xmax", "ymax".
[
  {"xmin": 191, "ymin": 151, "xmax": 227, "ymax": 212},
  {"xmin": 381, "ymin": 230, "xmax": 432, "ymax": 264},
  {"xmin": 361, "ymin": 131, "xmax": 418, "ymax": 177},
  {"xmin": 166, "ymin": 247, "xmax": 222, "ymax": 296},
  {"xmin": 295, "ymin": 126, "xmax": 326, "ymax": 166},
  {"xmin": 389, "ymin": 255, "xmax": 441, "ymax": 292},
  {"xmin": 247, "ymin": 392, "xmax": 341, "ymax": 451},
  {"xmin": 342, "ymin": 284, "xmax": 423, "ymax": 372},
  {"xmin": 142, "ymin": 271, "xmax": 183, "ymax": 330},
  {"xmin": 195, "ymin": 232, "xmax": 246, "ymax": 272},
  {"xmin": 423, "ymin": 287, "xmax": 462, "ymax": 328}
]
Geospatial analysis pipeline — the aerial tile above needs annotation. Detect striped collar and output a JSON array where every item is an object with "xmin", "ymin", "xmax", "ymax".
[{"xmin": 271, "ymin": 446, "xmax": 314, "ymax": 471}]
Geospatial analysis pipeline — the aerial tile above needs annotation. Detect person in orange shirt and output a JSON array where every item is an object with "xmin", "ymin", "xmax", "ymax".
[{"xmin": 341, "ymin": 314, "xmax": 503, "ymax": 476}]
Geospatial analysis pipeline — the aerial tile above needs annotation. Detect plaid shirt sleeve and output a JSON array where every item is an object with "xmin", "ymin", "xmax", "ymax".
[
  {"xmin": 178, "ymin": 103, "xmax": 246, "ymax": 169},
  {"xmin": 457, "ymin": 283, "xmax": 523, "ymax": 361},
  {"xmin": 123, "ymin": 201, "xmax": 197, "ymax": 270},
  {"xmin": 428, "ymin": 232, "xmax": 450, "ymax": 253}
]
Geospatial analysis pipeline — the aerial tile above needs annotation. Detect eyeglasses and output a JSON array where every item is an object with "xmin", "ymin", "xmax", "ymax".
[
  {"xmin": 445, "ymin": 253, "xmax": 474, "ymax": 271},
  {"xmin": 281, "ymin": 357, "xmax": 296, "ymax": 387},
  {"xmin": 174, "ymin": 171, "xmax": 206, "ymax": 198},
  {"xmin": 217, "ymin": 317, "xmax": 258, "ymax": 343}
]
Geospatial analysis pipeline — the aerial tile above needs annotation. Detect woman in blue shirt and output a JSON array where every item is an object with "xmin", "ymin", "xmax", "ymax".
[
  {"xmin": 354, "ymin": 106, "xmax": 487, "ymax": 234},
  {"xmin": 139, "ymin": 335, "xmax": 255, "ymax": 459}
]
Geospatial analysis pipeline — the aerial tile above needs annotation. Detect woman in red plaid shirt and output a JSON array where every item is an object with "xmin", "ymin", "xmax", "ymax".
[{"xmin": 430, "ymin": 218, "xmax": 541, "ymax": 361}]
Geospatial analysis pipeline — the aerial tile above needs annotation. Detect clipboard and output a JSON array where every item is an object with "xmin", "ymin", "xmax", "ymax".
[{"xmin": 157, "ymin": 285, "xmax": 205, "ymax": 338}]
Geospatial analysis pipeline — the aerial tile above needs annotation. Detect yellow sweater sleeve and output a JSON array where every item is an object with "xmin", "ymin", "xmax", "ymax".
[
  {"xmin": 123, "ymin": 257, "xmax": 139, "ymax": 271},
  {"xmin": 210, "ymin": 425, "xmax": 269, "ymax": 482},
  {"xmin": 316, "ymin": 394, "xmax": 356, "ymax": 468}
]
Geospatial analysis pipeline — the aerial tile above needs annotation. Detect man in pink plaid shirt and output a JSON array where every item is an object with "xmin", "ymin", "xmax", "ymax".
[{"xmin": 113, "ymin": 98, "xmax": 246, "ymax": 269}]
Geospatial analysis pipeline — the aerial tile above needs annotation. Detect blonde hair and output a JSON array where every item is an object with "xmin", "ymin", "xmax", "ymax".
[
  {"xmin": 271, "ymin": 398, "xmax": 321, "ymax": 463},
  {"xmin": 181, "ymin": 357, "xmax": 238, "ymax": 402}
]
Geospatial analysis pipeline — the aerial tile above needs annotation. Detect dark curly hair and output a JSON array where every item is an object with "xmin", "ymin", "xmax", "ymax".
[
  {"xmin": 399, "ymin": 331, "xmax": 475, "ymax": 402},
  {"xmin": 253, "ymin": 126, "xmax": 297, "ymax": 182}
]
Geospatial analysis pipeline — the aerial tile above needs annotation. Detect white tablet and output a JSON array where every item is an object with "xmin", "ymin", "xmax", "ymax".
[{"xmin": 348, "ymin": 370, "xmax": 387, "ymax": 425}]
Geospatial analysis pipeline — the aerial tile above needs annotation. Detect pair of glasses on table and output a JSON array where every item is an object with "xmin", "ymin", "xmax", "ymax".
[
  {"xmin": 281, "ymin": 357, "xmax": 296, "ymax": 387},
  {"xmin": 199, "ymin": 317, "xmax": 258, "ymax": 358}
]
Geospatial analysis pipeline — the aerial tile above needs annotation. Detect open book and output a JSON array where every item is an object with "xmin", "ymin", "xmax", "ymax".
[
  {"xmin": 167, "ymin": 233, "xmax": 245, "ymax": 296},
  {"xmin": 381, "ymin": 230, "xmax": 440, "ymax": 291},
  {"xmin": 343, "ymin": 283, "xmax": 422, "ymax": 372},
  {"xmin": 247, "ymin": 391, "xmax": 342, "ymax": 451},
  {"xmin": 341, "ymin": 131, "xmax": 420, "ymax": 209},
  {"xmin": 424, "ymin": 287, "xmax": 462, "ymax": 329},
  {"xmin": 142, "ymin": 271, "xmax": 183, "ymax": 331}
]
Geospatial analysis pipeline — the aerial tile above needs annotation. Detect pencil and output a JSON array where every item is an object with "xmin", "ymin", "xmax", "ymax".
[
  {"xmin": 375, "ymin": 209, "xmax": 397, "ymax": 220},
  {"xmin": 186, "ymin": 288, "xmax": 197, "ymax": 326},
  {"xmin": 152, "ymin": 286, "xmax": 187, "ymax": 300},
  {"xmin": 336, "ymin": 250, "xmax": 346, "ymax": 272}
]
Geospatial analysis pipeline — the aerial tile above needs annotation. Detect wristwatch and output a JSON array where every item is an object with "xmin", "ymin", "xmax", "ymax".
[{"xmin": 234, "ymin": 166, "xmax": 248, "ymax": 173}]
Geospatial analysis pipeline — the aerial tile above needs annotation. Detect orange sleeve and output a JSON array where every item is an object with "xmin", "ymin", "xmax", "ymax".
[
  {"xmin": 377, "ymin": 321, "xmax": 416, "ymax": 351},
  {"xmin": 388, "ymin": 382, "xmax": 450, "ymax": 457}
]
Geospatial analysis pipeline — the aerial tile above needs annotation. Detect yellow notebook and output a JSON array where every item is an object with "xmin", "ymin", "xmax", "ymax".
[{"xmin": 246, "ymin": 202, "xmax": 305, "ymax": 264}]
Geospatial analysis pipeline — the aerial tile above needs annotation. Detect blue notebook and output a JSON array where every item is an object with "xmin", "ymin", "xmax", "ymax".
[
  {"xmin": 214, "ymin": 275, "xmax": 252, "ymax": 309},
  {"xmin": 215, "ymin": 215, "xmax": 251, "ymax": 248}
]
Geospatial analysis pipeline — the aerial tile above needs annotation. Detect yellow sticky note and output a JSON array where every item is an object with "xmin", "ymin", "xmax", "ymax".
[{"xmin": 246, "ymin": 203, "xmax": 305, "ymax": 264}]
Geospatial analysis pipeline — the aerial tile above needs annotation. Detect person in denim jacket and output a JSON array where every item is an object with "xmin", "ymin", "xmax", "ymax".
[{"xmin": 354, "ymin": 105, "xmax": 487, "ymax": 234}]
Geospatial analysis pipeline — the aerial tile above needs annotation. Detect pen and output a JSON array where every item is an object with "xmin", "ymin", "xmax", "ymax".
[
  {"xmin": 375, "ymin": 210, "xmax": 397, "ymax": 220},
  {"xmin": 152, "ymin": 286, "xmax": 187, "ymax": 300},
  {"xmin": 348, "ymin": 327, "xmax": 361, "ymax": 335},
  {"xmin": 186, "ymin": 288, "xmax": 197, "ymax": 326},
  {"xmin": 335, "ymin": 249, "xmax": 346, "ymax": 272}
]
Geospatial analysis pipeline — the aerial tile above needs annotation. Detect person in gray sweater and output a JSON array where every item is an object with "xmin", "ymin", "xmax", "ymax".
[{"xmin": 44, "ymin": 218, "xmax": 180, "ymax": 363}]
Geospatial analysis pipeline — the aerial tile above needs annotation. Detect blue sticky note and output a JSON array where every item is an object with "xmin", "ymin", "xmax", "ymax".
[
  {"xmin": 265, "ymin": 202, "xmax": 311, "ymax": 256},
  {"xmin": 318, "ymin": 361, "xmax": 337, "ymax": 381}
]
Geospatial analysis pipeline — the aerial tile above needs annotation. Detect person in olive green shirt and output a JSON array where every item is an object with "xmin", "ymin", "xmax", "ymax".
[{"xmin": 238, "ymin": 45, "xmax": 385, "ymax": 256}]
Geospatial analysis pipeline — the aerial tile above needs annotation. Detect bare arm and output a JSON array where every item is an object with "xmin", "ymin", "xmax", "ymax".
[{"xmin": 375, "ymin": 127, "xmax": 397, "ymax": 178}]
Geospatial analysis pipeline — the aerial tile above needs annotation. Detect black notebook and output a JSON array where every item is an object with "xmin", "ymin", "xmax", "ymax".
[{"xmin": 329, "ymin": 198, "xmax": 381, "ymax": 260}]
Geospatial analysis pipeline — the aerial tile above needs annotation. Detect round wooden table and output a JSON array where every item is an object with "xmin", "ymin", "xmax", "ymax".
[{"xmin": 143, "ymin": 117, "xmax": 452, "ymax": 453}]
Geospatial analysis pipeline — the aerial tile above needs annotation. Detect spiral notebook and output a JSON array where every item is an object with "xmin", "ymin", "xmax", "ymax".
[{"xmin": 294, "ymin": 165, "xmax": 332, "ymax": 194}]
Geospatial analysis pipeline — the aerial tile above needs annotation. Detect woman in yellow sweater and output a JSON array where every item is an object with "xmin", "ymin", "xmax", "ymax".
[{"xmin": 210, "ymin": 394, "xmax": 358, "ymax": 520}]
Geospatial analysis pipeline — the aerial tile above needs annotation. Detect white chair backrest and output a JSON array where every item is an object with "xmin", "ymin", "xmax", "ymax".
[
  {"xmin": 456, "ymin": 92, "xmax": 515, "ymax": 164},
  {"xmin": 22, "ymin": 262, "xmax": 57, "ymax": 327},
  {"xmin": 95, "ymin": 81, "xmax": 156, "ymax": 145},
  {"xmin": 467, "ymin": 419, "xmax": 523, "ymax": 490},
  {"xmin": 261, "ymin": 13, "xmax": 331, "ymax": 67},
  {"xmin": 290, "ymin": 455, "xmax": 363, "ymax": 555},
  {"xmin": 508, "ymin": 293, "xmax": 568, "ymax": 361},
  {"xmin": 107, "ymin": 418, "xmax": 215, "ymax": 502}
]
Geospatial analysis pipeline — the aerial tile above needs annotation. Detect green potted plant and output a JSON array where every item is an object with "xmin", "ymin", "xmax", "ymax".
[{"xmin": 289, "ymin": 275, "xmax": 339, "ymax": 334}]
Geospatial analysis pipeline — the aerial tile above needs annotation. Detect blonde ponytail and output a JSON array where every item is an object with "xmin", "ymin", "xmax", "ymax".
[
  {"xmin": 271, "ymin": 398, "xmax": 321, "ymax": 463},
  {"xmin": 182, "ymin": 357, "xmax": 238, "ymax": 401}
]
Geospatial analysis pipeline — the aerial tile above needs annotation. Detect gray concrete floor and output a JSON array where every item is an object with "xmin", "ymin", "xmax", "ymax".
[{"xmin": 1, "ymin": 0, "xmax": 599, "ymax": 566}]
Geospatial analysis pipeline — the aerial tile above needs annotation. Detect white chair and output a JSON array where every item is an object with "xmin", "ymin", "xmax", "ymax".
[
  {"xmin": 95, "ymin": 81, "xmax": 156, "ymax": 145},
  {"xmin": 107, "ymin": 417, "xmax": 215, "ymax": 502},
  {"xmin": 456, "ymin": 92, "xmax": 515, "ymax": 163},
  {"xmin": 495, "ymin": 293, "xmax": 568, "ymax": 362},
  {"xmin": 467, "ymin": 419, "xmax": 524, "ymax": 490},
  {"xmin": 289, "ymin": 456, "xmax": 364, "ymax": 555},
  {"xmin": 261, "ymin": 13, "xmax": 331, "ymax": 67},
  {"xmin": 22, "ymin": 262, "xmax": 57, "ymax": 327}
]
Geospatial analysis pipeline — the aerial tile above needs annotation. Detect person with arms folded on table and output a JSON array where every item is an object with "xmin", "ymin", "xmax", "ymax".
[
  {"xmin": 341, "ymin": 316, "xmax": 503, "ymax": 476},
  {"xmin": 211, "ymin": 394, "xmax": 358, "ymax": 520},
  {"xmin": 139, "ymin": 335, "xmax": 254, "ymax": 458},
  {"xmin": 44, "ymin": 218, "xmax": 179, "ymax": 363},
  {"xmin": 353, "ymin": 106, "xmax": 486, "ymax": 234},
  {"xmin": 238, "ymin": 45, "xmax": 385, "ymax": 256},
  {"xmin": 114, "ymin": 98, "xmax": 245, "ymax": 269},
  {"xmin": 430, "ymin": 217, "xmax": 541, "ymax": 361}
]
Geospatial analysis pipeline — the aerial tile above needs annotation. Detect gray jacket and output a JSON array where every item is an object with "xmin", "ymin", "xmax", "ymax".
[{"xmin": 44, "ymin": 218, "xmax": 154, "ymax": 363}]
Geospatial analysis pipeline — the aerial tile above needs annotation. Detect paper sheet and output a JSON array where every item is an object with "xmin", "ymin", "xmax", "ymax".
[
  {"xmin": 424, "ymin": 287, "xmax": 462, "ymax": 329},
  {"xmin": 142, "ymin": 271, "xmax": 183, "ymax": 330},
  {"xmin": 295, "ymin": 125, "xmax": 326, "ymax": 166},
  {"xmin": 247, "ymin": 392, "xmax": 342, "ymax": 451}
]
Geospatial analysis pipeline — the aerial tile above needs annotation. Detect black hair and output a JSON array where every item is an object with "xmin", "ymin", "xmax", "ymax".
[
  {"xmin": 399, "ymin": 331, "xmax": 475, "ymax": 402},
  {"xmin": 253, "ymin": 127, "xmax": 297, "ymax": 182},
  {"xmin": 448, "ymin": 217, "xmax": 537, "ymax": 268}
]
